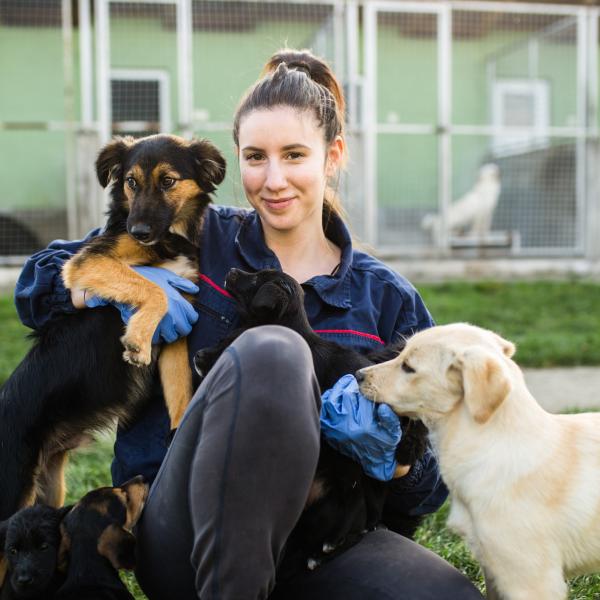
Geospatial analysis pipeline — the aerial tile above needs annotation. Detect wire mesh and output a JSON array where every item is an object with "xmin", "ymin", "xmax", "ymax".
[
  {"xmin": 0, "ymin": 0, "xmax": 597, "ymax": 262},
  {"xmin": 190, "ymin": 0, "xmax": 341, "ymax": 208},
  {"xmin": 0, "ymin": 0, "xmax": 69, "ymax": 256}
]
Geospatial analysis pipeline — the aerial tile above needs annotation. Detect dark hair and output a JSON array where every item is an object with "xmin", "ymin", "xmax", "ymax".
[{"xmin": 233, "ymin": 49, "xmax": 346, "ymax": 221}]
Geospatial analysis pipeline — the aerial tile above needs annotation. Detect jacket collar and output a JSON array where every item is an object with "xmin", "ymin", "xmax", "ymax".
[{"xmin": 235, "ymin": 210, "xmax": 353, "ymax": 309}]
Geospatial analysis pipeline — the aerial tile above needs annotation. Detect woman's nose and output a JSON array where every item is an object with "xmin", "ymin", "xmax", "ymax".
[{"xmin": 264, "ymin": 161, "xmax": 287, "ymax": 191}]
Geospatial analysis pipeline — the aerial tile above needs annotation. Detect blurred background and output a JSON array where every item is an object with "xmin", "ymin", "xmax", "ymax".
[{"xmin": 1, "ymin": 0, "xmax": 600, "ymax": 276}]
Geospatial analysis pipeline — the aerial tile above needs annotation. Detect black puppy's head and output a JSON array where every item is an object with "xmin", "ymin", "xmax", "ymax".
[
  {"xmin": 0, "ymin": 505, "xmax": 71, "ymax": 598},
  {"xmin": 224, "ymin": 269, "xmax": 305, "ymax": 325},
  {"xmin": 60, "ymin": 476, "xmax": 148, "ymax": 573},
  {"xmin": 95, "ymin": 134, "xmax": 226, "ymax": 246}
]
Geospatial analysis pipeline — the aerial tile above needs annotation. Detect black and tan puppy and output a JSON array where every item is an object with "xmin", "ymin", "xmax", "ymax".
[
  {"xmin": 194, "ymin": 269, "xmax": 428, "ymax": 576},
  {"xmin": 54, "ymin": 476, "xmax": 148, "ymax": 600},
  {"xmin": 0, "ymin": 505, "xmax": 72, "ymax": 599},
  {"xmin": 0, "ymin": 134, "xmax": 226, "ymax": 520}
]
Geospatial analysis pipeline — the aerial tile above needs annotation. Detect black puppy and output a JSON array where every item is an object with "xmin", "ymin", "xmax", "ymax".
[
  {"xmin": 194, "ymin": 268, "xmax": 429, "ymax": 576},
  {"xmin": 0, "ymin": 505, "xmax": 72, "ymax": 599},
  {"xmin": 54, "ymin": 476, "xmax": 149, "ymax": 600}
]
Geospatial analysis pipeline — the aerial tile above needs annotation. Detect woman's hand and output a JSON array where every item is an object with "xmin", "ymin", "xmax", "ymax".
[
  {"xmin": 320, "ymin": 374, "xmax": 408, "ymax": 481},
  {"xmin": 83, "ymin": 266, "xmax": 199, "ymax": 343}
]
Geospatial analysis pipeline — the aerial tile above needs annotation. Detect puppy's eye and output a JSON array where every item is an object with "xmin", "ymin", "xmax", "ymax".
[
  {"xmin": 126, "ymin": 177, "xmax": 137, "ymax": 190},
  {"xmin": 161, "ymin": 177, "xmax": 175, "ymax": 189},
  {"xmin": 402, "ymin": 362, "xmax": 416, "ymax": 374}
]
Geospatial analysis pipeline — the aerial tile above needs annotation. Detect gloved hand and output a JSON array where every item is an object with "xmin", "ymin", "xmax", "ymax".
[
  {"xmin": 85, "ymin": 266, "xmax": 199, "ymax": 344},
  {"xmin": 320, "ymin": 373, "xmax": 402, "ymax": 481}
]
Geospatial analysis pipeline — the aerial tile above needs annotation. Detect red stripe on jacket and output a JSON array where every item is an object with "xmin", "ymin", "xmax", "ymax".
[
  {"xmin": 314, "ymin": 329, "xmax": 385, "ymax": 345},
  {"xmin": 198, "ymin": 273, "xmax": 233, "ymax": 298}
]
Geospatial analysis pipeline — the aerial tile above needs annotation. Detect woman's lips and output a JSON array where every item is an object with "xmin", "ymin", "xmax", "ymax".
[{"xmin": 262, "ymin": 196, "xmax": 295, "ymax": 210}]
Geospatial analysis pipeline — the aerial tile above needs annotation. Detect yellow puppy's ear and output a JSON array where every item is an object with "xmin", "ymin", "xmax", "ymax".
[
  {"xmin": 456, "ymin": 347, "xmax": 512, "ymax": 424},
  {"xmin": 491, "ymin": 331, "xmax": 516, "ymax": 358}
]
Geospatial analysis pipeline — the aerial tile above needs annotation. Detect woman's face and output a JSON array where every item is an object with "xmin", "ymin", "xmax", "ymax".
[{"xmin": 237, "ymin": 106, "xmax": 342, "ymax": 237}]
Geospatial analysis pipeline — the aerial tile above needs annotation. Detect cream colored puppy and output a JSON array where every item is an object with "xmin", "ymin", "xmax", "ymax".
[
  {"xmin": 357, "ymin": 323, "xmax": 600, "ymax": 600},
  {"xmin": 422, "ymin": 163, "xmax": 501, "ymax": 243}
]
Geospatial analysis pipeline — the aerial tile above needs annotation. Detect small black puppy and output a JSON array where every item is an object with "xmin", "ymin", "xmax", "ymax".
[
  {"xmin": 54, "ymin": 476, "xmax": 149, "ymax": 600},
  {"xmin": 194, "ymin": 268, "xmax": 429, "ymax": 577},
  {"xmin": 0, "ymin": 505, "xmax": 72, "ymax": 599}
]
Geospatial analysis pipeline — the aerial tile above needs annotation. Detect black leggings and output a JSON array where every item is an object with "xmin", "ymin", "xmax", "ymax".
[{"xmin": 135, "ymin": 326, "xmax": 483, "ymax": 600}]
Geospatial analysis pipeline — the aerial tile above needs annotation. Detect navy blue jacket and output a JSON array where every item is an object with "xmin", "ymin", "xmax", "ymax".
[{"xmin": 15, "ymin": 205, "xmax": 447, "ymax": 517}]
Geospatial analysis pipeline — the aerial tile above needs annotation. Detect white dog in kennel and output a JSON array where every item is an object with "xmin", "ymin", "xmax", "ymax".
[{"xmin": 422, "ymin": 163, "xmax": 501, "ymax": 244}]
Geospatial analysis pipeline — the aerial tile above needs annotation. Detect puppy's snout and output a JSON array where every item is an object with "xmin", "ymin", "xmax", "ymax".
[
  {"xmin": 16, "ymin": 573, "xmax": 33, "ymax": 586},
  {"xmin": 225, "ymin": 268, "xmax": 242, "ymax": 287},
  {"xmin": 355, "ymin": 369, "xmax": 366, "ymax": 383},
  {"xmin": 129, "ymin": 223, "xmax": 153, "ymax": 242}
]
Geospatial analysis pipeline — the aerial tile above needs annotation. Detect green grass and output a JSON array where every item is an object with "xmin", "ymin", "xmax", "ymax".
[
  {"xmin": 0, "ymin": 296, "xmax": 31, "ymax": 384},
  {"xmin": 418, "ymin": 280, "xmax": 600, "ymax": 367},
  {"xmin": 2, "ymin": 280, "xmax": 600, "ymax": 598}
]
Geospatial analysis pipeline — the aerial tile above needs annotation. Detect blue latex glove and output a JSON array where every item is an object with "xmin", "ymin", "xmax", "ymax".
[
  {"xmin": 85, "ymin": 266, "xmax": 199, "ymax": 344},
  {"xmin": 320, "ymin": 374, "xmax": 402, "ymax": 481}
]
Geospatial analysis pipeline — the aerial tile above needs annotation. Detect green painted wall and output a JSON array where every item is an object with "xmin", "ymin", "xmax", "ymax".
[{"xmin": 0, "ymin": 12, "xmax": 593, "ymax": 244}]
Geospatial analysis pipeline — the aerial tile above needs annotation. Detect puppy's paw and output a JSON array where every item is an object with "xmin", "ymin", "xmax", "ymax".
[
  {"xmin": 121, "ymin": 336, "xmax": 152, "ymax": 366},
  {"xmin": 322, "ymin": 542, "xmax": 337, "ymax": 554}
]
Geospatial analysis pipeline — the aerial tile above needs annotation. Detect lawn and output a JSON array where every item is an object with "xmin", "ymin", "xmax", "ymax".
[{"xmin": 2, "ymin": 280, "xmax": 600, "ymax": 599}]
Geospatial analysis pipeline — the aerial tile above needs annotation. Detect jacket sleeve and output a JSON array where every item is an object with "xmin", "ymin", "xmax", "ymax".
[
  {"xmin": 385, "ymin": 283, "xmax": 448, "ymax": 517},
  {"xmin": 14, "ymin": 229, "xmax": 102, "ymax": 330}
]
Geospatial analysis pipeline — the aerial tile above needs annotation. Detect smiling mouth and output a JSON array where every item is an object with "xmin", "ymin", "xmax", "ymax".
[{"xmin": 262, "ymin": 197, "xmax": 295, "ymax": 208}]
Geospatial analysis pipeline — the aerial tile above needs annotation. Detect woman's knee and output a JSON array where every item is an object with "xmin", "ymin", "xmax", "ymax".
[
  {"xmin": 231, "ymin": 325, "xmax": 313, "ymax": 376},
  {"xmin": 229, "ymin": 326, "xmax": 317, "ymax": 401},
  {"xmin": 205, "ymin": 325, "xmax": 321, "ymax": 438}
]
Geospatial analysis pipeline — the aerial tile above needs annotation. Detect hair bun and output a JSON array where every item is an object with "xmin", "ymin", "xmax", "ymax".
[
  {"xmin": 286, "ymin": 60, "xmax": 311, "ymax": 77},
  {"xmin": 264, "ymin": 49, "xmax": 345, "ymax": 120}
]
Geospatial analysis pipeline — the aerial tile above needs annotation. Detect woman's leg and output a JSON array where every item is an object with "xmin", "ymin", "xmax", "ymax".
[
  {"xmin": 270, "ymin": 528, "xmax": 483, "ymax": 600},
  {"xmin": 135, "ymin": 325, "xmax": 322, "ymax": 600}
]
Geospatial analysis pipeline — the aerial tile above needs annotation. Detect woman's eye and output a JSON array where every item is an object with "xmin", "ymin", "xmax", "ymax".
[
  {"xmin": 285, "ymin": 151, "xmax": 303, "ymax": 160},
  {"xmin": 162, "ymin": 177, "xmax": 175, "ymax": 189},
  {"xmin": 245, "ymin": 153, "xmax": 264, "ymax": 162},
  {"xmin": 126, "ymin": 177, "xmax": 137, "ymax": 190},
  {"xmin": 402, "ymin": 362, "xmax": 416, "ymax": 374}
]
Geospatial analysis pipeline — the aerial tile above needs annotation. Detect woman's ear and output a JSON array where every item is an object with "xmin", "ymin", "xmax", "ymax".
[{"xmin": 325, "ymin": 135, "xmax": 345, "ymax": 178}]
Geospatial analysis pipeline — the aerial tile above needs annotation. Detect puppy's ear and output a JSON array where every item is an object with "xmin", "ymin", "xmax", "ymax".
[
  {"xmin": 119, "ymin": 476, "xmax": 149, "ymax": 530},
  {"xmin": 188, "ymin": 138, "xmax": 226, "ymax": 192},
  {"xmin": 454, "ymin": 347, "xmax": 511, "ymax": 424},
  {"xmin": 491, "ymin": 331, "xmax": 516, "ymax": 358},
  {"xmin": 96, "ymin": 136, "xmax": 134, "ymax": 188},
  {"xmin": 250, "ymin": 284, "xmax": 289, "ymax": 320},
  {"xmin": 97, "ymin": 525, "xmax": 137, "ymax": 571},
  {"xmin": 57, "ymin": 505, "xmax": 73, "ymax": 520}
]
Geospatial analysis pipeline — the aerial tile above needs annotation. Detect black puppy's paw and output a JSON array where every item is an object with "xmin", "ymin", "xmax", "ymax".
[{"xmin": 395, "ymin": 419, "xmax": 429, "ymax": 466}]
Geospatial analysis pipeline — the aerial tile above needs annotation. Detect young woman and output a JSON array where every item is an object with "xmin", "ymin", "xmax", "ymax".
[{"xmin": 14, "ymin": 50, "xmax": 482, "ymax": 599}]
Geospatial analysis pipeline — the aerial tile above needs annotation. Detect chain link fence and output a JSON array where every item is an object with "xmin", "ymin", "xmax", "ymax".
[{"xmin": 1, "ymin": 0, "xmax": 599, "ymax": 264}]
